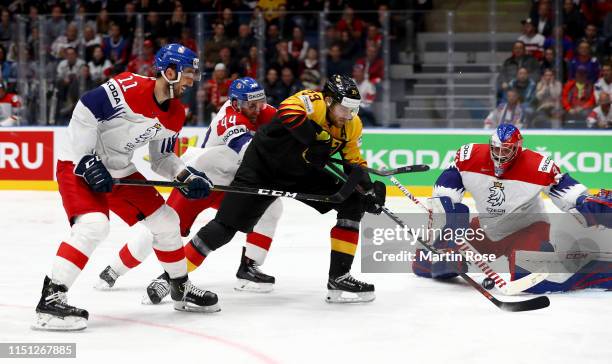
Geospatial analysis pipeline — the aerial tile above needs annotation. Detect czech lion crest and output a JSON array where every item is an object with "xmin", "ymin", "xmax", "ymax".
[{"xmin": 487, "ymin": 181, "xmax": 506, "ymax": 207}]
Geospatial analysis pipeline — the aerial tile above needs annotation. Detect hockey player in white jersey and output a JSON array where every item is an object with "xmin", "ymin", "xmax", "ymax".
[
  {"xmin": 413, "ymin": 124, "xmax": 611, "ymax": 292},
  {"xmin": 34, "ymin": 44, "xmax": 220, "ymax": 331},
  {"xmin": 94, "ymin": 77, "xmax": 282, "ymax": 299}
]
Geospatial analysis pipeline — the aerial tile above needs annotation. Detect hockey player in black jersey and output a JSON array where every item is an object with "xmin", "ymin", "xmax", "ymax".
[{"xmin": 173, "ymin": 75, "xmax": 386, "ymax": 303}]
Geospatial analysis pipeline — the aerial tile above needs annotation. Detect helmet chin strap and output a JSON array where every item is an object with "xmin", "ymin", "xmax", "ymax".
[{"xmin": 161, "ymin": 70, "xmax": 183, "ymax": 99}]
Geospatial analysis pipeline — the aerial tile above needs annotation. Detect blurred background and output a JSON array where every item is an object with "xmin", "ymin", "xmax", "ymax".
[{"xmin": 0, "ymin": 0, "xmax": 610, "ymax": 129}]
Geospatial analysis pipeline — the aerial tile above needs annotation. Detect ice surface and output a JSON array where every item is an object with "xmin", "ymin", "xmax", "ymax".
[{"xmin": 0, "ymin": 191, "xmax": 610, "ymax": 364}]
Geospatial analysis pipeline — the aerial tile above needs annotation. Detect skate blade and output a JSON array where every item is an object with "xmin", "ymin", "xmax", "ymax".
[
  {"xmin": 93, "ymin": 279, "xmax": 114, "ymax": 291},
  {"xmin": 234, "ymin": 279, "xmax": 274, "ymax": 293},
  {"xmin": 325, "ymin": 290, "xmax": 376, "ymax": 303},
  {"xmin": 173, "ymin": 301, "xmax": 221, "ymax": 313},
  {"xmin": 31, "ymin": 313, "xmax": 87, "ymax": 331},
  {"xmin": 141, "ymin": 293, "xmax": 167, "ymax": 305}
]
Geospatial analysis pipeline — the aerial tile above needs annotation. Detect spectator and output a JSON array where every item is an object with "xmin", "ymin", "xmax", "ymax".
[
  {"xmin": 543, "ymin": 26, "xmax": 574, "ymax": 61},
  {"xmin": 102, "ymin": 22, "xmax": 130, "ymax": 69},
  {"xmin": 568, "ymin": 41, "xmax": 600, "ymax": 83},
  {"xmin": 586, "ymin": 92, "xmax": 612, "ymax": 128},
  {"xmin": 265, "ymin": 24, "xmax": 282, "ymax": 60},
  {"xmin": 45, "ymin": 5, "xmax": 67, "ymax": 42},
  {"xmin": 269, "ymin": 40, "xmax": 299, "ymax": 77},
  {"xmin": 78, "ymin": 64, "xmax": 96, "ymax": 92},
  {"xmin": 127, "ymin": 40, "xmax": 155, "ymax": 77},
  {"xmin": 220, "ymin": 8, "xmax": 238, "ymax": 39},
  {"xmin": 518, "ymin": 18, "xmax": 545, "ymax": 60},
  {"xmin": 88, "ymin": 46, "xmax": 112, "ymax": 84},
  {"xmin": 352, "ymin": 64, "xmax": 377, "ymax": 126},
  {"xmin": 506, "ymin": 67, "xmax": 536, "ymax": 116},
  {"xmin": 232, "ymin": 24, "xmax": 256, "ymax": 59},
  {"xmin": 365, "ymin": 24, "xmax": 383, "ymax": 51},
  {"xmin": 0, "ymin": 80, "xmax": 22, "ymax": 126},
  {"xmin": 82, "ymin": 25, "xmax": 102, "ymax": 62},
  {"xmin": 204, "ymin": 22, "xmax": 231, "ymax": 65},
  {"xmin": 499, "ymin": 41, "xmax": 540, "ymax": 91},
  {"xmin": 144, "ymin": 11, "xmax": 168, "ymax": 40},
  {"xmin": 168, "ymin": 3, "xmax": 188, "ymax": 40},
  {"xmin": 218, "ymin": 46, "xmax": 243, "ymax": 79},
  {"xmin": 594, "ymin": 62, "xmax": 612, "ymax": 102},
  {"xmin": 0, "ymin": 8, "xmax": 15, "ymax": 46},
  {"xmin": 51, "ymin": 23, "xmax": 80, "ymax": 60},
  {"xmin": 269, "ymin": 4, "xmax": 294, "ymax": 38},
  {"xmin": 534, "ymin": 68, "xmax": 563, "ymax": 127},
  {"xmin": 540, "ymin": 47, "xmax": 568, "ymax": 82},
  {"xmin": 288, "ymin": 26, "xmax": 309, "ymax": 61},
  {"xmin": 299, "ymin": 47, "xmax": 321, "ymax": 90},
  {"xmin": 326, "ymin": 44, "xmax": 351, "ymax": 79},
  {"xmin": 580, "ymin": 24, "xmax": 603, "ymax": 61},
  {"xmin": 120, "ymin": 2, "xmax": 138, "ymax": 40},
  {"xmin": 260, "ymin": 0, "xmax": 288, "ymax": 23},
  {"xmin": 356, "ymin": 45, "xmax": 384, "ymax": 84},
  {"xmin": 264, "ymin": 68, "xmax": 284, "ymax": 107},
  {"xmin": 242, "ymin": 45, "xmax": 259, "ymax": 79},
  {"xmin": 533, "ymin": 0, "xmax": 553, "ymax": 37},
  {"xmin": 339, "ymin": 30, "xmax": 360, "ymax": 61},
  {"xmin": 278, "ymin": 67, "xmax": 303, "ymax": 100},
  {"xmin": 205, "ymin": 63, "xmax": 232, "ymax": 113},
  {"xmin": 96, "ymin": 9, "xmax": 111, "ymax": 36},
  {"xmin": 336, "ymin": 5, "xmax": 364, "ymax": 41},
  {"xmin": 562, "ymin": 66, "xmax": 596, "ymax": 126},
  {"xmin": 484, "ymin": 88, "xmax": 527, "ymax": 129},
  {"xmin": 55, "ymin": 47, "xmax": 86, "ymax": 121},
  {"xmin": 325, "ymin": 25, "xmax": 340, "ymax": 46},
  {"xmin": 0, "ymin": 44, "xmax": 13, "ymax": 82},
  {"xmin": 562, "ymin": 0, "xmax": 585, "ymax": 41}
]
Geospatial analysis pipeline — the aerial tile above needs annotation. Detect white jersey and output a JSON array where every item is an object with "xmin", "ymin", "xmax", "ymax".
[
  {"xmin": 433, "ymin": 143, "xmax": 587, "ymax": 241},
  {"xmin": 58, "ymin": 72, "xmax": 186, "ymax": 180},
  {"xmin": 182, "ymin": 100, "xmax": 277, "ymax": 184},
  {"xmin": 594, "ymin": 77, "xmax": 612, "ymax": 103}
]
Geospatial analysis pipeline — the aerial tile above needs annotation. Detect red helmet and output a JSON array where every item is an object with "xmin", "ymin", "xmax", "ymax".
[{"xmin": 489, "ymin": 123, "xmax": 523, "ymax": 177}]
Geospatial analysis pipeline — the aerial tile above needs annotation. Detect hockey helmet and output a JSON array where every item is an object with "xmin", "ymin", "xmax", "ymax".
[
  {"xmin": 229, "ymin": 77, "xmax": 266, "ymax": 103},
  {"xmin": 154, "ymin": 43, "xmax": 201, "ymax": 81},
  {"xmin": 490, "ymin": 123, "xmax": 523, "ymax": 177},
  {"xmin": 323, "ymin": 74, "xmax": 361, "ymax": 118}
]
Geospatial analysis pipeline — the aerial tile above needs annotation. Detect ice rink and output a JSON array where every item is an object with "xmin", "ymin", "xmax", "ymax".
[{"xmin": 1, "ymin": 191, "xmax": 611, "ymax": 364}]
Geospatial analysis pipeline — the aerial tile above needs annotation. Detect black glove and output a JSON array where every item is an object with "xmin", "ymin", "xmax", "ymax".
[
  {"xmin": 363, "ymin": 180, "xmax": 386, "ymax": 214},
  {"xmin": 74, "ymin": 154, "xmax": 114, "ymax": 193},
  {"xmin": 302, "ymin": 131, "xmax": 332, "ymax": 169},
  {"xmin": 175, "ymin": 167, "xmax": 213, "ymax": 199}
]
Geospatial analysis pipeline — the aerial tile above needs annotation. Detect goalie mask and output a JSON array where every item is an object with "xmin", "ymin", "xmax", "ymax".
[{"xmin": 490, "ymin": 123, "xmax": 523, "ymax": 177}]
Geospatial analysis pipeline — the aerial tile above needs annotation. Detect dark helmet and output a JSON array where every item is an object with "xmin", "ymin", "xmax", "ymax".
[{"xmin": 323, "ymin": 74, "xmax": 361, "ymax": 107}]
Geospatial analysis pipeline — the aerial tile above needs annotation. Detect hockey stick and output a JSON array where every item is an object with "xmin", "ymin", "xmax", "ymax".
[
  {"xmin": 113, "ymin": 167, "xmax": 362, "ymax": 203},
  {"xmin": 385, "ymin": 173, "xmax": 550, "ymax": 295},
  {"xmin": 329, "ymin": 158, "xmax": 430, "ymax": 176},
  {"xmin": 326, "ymin": 163, "xmax": 550, "ymax": 312}
]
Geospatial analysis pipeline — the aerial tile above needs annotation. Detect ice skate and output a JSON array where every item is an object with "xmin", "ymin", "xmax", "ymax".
[
  {"xmin": 94, "ymin": 265, "xmax": 119, "ymax": 290},
  {"xmin": 170, "ymin": 276, "xmax": 220, "ymax": 313},
  {"xmin": 326, "ymin": 273, "xmax": 375, "ymax": 303},
  {"xmin": 33, "ymin": 276, "xmax": 88, "ymax": 331},
  {"xmin": 235, "ymin": 247, "xmax": 275, "ymax": 293}
]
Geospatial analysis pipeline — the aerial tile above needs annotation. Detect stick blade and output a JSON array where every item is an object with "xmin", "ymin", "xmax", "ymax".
[{"xmin": 496, "ymin": 295, "xmax": 550, "ymax": 312}]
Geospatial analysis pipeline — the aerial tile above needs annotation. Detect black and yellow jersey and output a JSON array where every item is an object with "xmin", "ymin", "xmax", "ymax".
[{"xmin": 249, "ymin": 89, "xmax": 366, "ymax": 178}]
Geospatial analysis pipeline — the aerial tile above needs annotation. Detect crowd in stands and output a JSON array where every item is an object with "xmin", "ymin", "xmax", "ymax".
[
  {"xmin": 489, "ymin": 0, "xmax": 612, "ymax": 129},
  {"xmin": 0, "ymin": 0, "xmax": 415, "ymax": 126}
]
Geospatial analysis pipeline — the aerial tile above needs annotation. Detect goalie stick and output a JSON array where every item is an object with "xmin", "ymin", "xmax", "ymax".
[
  {"xmin": 325, "ymin": 163, "xmax": 550, "ymax": 312},
  {"xmin": 329, "ymin": 158, "xmax": 430, "ymax": 176},
  {"xmin": 385, "ymin": 172, "xmax": 549, "ymax": 295},
  {"xmin": 113, "ymin": 167, "xmax": 362, "ymax": 203}
]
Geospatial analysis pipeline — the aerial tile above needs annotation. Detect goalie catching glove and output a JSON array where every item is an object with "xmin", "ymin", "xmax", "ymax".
[
  {"xmin": 573, "ymin": 189, "xmax": 612, "ymax": 229},
  {"xmin": 175, "ymin": 167, "xmax": 213, "ymax": 199},
  {"xmin": 74, "ymin": 154, "xmax": 114, "ymax": 193}
]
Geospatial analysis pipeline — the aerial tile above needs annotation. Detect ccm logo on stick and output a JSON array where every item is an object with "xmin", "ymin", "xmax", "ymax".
[
  {"xmin": 257, "ymin": 189, "xmax": 297, "ymax": 198},
  {"xmin": 0, "ymin": 131, "xmax": 54, "ymax": 180}
]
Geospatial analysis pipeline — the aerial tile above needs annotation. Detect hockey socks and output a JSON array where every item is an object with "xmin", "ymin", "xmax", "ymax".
[{"xmin": 329, "ymin": 226, "xmax": 359, "ymax": 278}]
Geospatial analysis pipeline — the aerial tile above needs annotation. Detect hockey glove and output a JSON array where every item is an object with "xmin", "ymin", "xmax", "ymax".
[
  {"xmin": 573, "ymin": 189, "xmax": 612, "ymax": 228},
  {"xmin": 302, "ymin": 130, "xmax": 332, "ymax": 169},
  {"xmin": 175, "ymin": 167, "xmax": 213, "ymax": 200},
  {"xmin": 363, "ymin": 180, "xmax": 386, "ymax": 214},
  {"xmin": 74, "ymin": 154, "xmax": 114, "ymax": 193}
]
